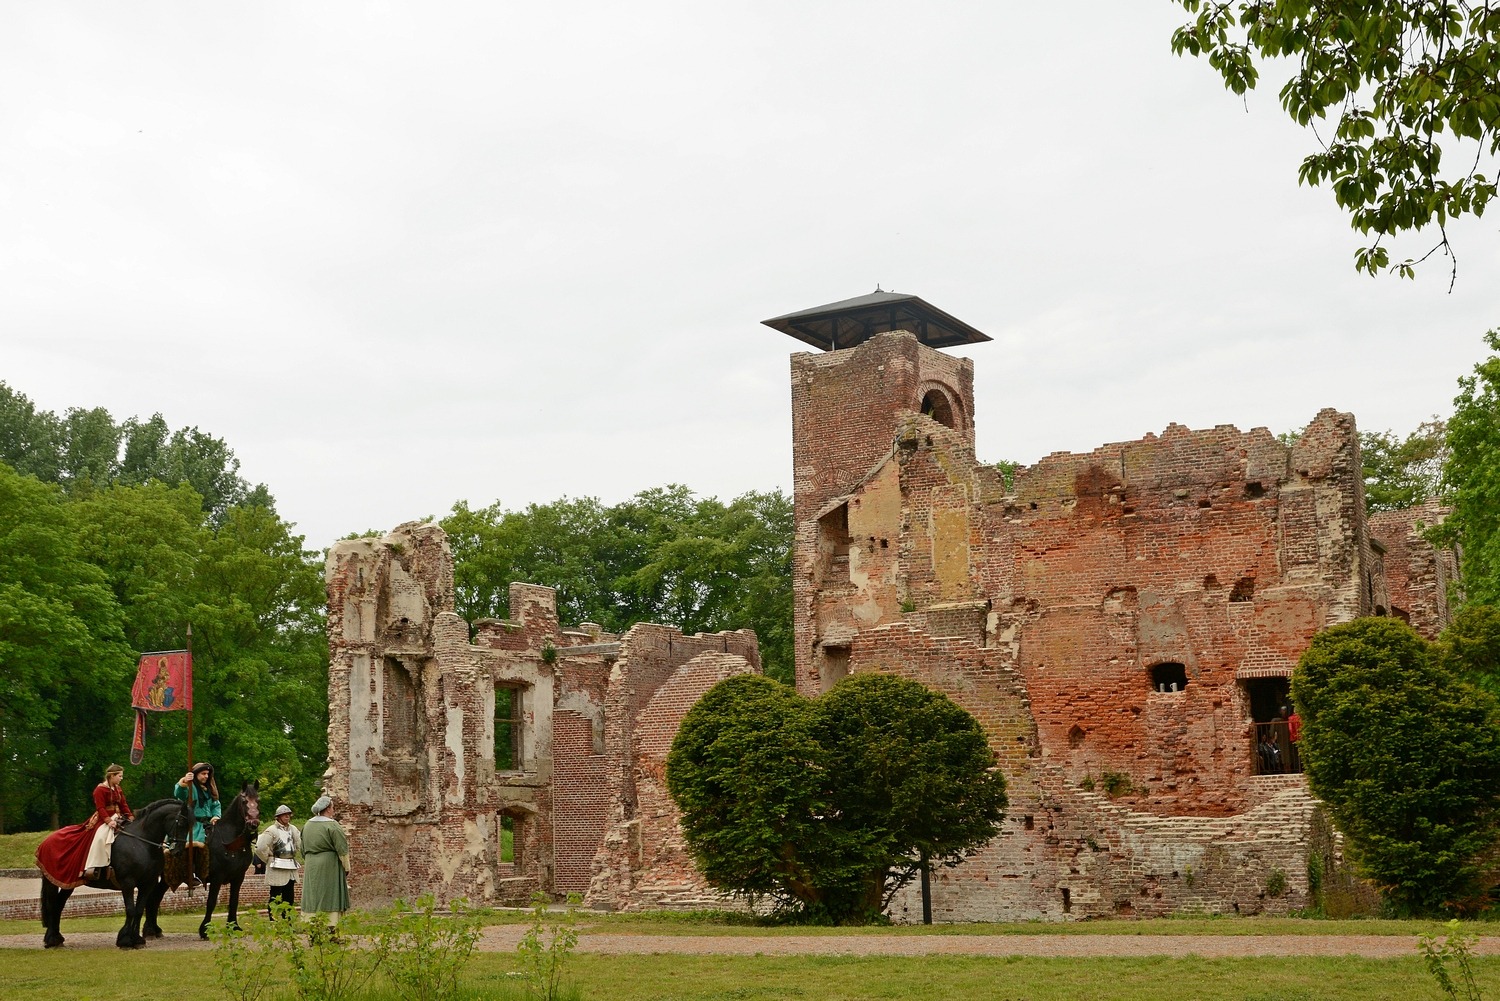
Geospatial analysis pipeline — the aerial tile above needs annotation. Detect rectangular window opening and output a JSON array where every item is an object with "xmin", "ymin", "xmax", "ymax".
[{"xmin": 495, "ymin": 684, "xmax": 524, "ymax": 771}]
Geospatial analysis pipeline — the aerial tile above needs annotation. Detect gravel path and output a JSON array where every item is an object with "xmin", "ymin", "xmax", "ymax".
[{"xmin": 6, "ymin": 927, "xmax": 1500, "ymax": 958}]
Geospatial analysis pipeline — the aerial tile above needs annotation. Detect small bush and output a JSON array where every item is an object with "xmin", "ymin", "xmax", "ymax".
[
  {"xmin": 1100, "ymin": 772, "xmax": 1134, "ymax": 798},
  {"xmin": 517, "ymin": 893, "xmax": 581, "ymax": 1001},
  {"xmin": 1265, "ymin": 868, "xmax": 1288, "ymax": 898},
  {"xmin": 379, "ymin": 895, "xmax": 484, "ymax": 1001},
  {"xmin": 207, "ymin": 913, "xmax": 280, "ymax": 1001}
]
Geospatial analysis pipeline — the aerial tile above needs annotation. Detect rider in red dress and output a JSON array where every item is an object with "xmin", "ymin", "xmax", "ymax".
[{"xmin": 37, "ymin": 764, "xmax": 134, "ymax": 888}]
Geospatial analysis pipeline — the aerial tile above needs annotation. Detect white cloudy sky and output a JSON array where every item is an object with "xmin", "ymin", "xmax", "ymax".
[{"xmin": 4, "ymin": 3, "xmax": 1496, "ymax": 549}]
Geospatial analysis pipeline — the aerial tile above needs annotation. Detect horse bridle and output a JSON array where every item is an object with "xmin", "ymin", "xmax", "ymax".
[{"xmin": 112, "ymin": 806, "xmax": 192, "ymax": 854}]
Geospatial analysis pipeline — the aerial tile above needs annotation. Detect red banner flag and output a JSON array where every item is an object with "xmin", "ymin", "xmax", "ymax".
[
  {"xmin": 132, "ymin": 650, "xmax": 193, "ymax": 712},
  {"xmin": 130, "ymin": 650, "xmax": 192, "ymax": 764}
]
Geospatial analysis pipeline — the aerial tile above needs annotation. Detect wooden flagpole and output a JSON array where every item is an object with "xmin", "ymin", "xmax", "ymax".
[{"xmin": 186, "ymin": 623, "xmax": 194, "ymax": 769}]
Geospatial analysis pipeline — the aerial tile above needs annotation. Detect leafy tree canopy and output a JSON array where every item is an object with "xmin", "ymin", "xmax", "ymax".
[
  {"xmin": 667, "ymin": 672, "xmax": 1006, "ymax": 923},
  {"xmin": 1442, "ymin": 330, "xmax": 1500, "ymax": 605},
  {"xmin": 442, "ymin": 487, "xmax": 793, "ymax": 683},
  {"xmin": 0, "ymin": 382, "xmax": 274, "ymax": 522},
  {"xmin": 1361, "ymin": 420, "xmax": 1447, "ymax": 512},
  {"xmin": 1172, "ymin": 1, "xmax": 1500, "ymax": 283},
  {"xmin": 0, "ymin": 384, "xmax": 325, "ymax": 832},
  {"xmin": 1292, "ymin": 617, "xmax": 1500, "ymax": 913}
]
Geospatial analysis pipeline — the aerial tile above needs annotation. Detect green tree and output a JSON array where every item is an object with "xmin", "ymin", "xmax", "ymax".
[
  {"xmin": 812, "ymin": 673, "xmax": 1009, "ymax": 918},
  {"xmin": 1292, "ymin": 617, "xmax": 1500, "ymax": 913},
  {"xmin": 1361, "ymin": 420, "xmax": 1447, "ymax": 512},
  {"xmin": 0, "ymin": 383, "xmax": 61, "ymax": 482},
  {"xmin": 665, "ymin": 674, "xmax": 837, "ymax": 909},
  {"xmin": 1435, "ymin": 603, "xmax": 1500, "ymax": 699},
  {"xmin": 441, "ymin": 487, "xmax": 795, "ymax": 683},
  {"xmin": 0, "ymin": 463, "xmax": 128, "ymax": 832},
  {"xmin": 1172, "ymin": 1, "xmax": 1500, "ymax": 283},
  {"xmin": 1443, "ymin": 330, "xmax": 1500, "ymax": 605},
  {"xmin": 666, "ymin": 672, "xmax": 1006, "ymax": 923}
]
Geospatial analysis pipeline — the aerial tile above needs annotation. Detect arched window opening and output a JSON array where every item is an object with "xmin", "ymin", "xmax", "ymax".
[
  {"xmin": 1150, "ymin": 662, "xmax": 1188, "ymax": 692},
  {"xmin": 920, "ymin": 390, "xmax": 956, "ymax": 429}
]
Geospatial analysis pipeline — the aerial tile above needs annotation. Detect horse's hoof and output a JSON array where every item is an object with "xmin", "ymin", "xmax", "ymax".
[
  {"xmin": 143, "ymin": 928, "xmax": 163, "ymax": 939},
  {"xmin": 198, "ymin": 929, "xmax": 210, "ymax": 941},
  {"xmin": 43, "ymin": 938, "xmax": 63, "ymax": 949}
]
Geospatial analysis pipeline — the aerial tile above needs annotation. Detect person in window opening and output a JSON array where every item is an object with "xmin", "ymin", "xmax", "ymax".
[
  {"xmin": 254, "ymin": 804, "xmax": 302, "ymax": 919},
  {"xmin": 301, "ymin": 795, "xmax": 350, "ymax": 933},
  {"xmin": 1257, "ymin": 728, "xmax": 1282, "ymax": 775},
  {"xmin": 174, "ymin": 762, "xmax": 221, "ymax": 885},
  {"xmin": 1284, "ymin": 704, "xmax": 1302, "ymax": 772}
]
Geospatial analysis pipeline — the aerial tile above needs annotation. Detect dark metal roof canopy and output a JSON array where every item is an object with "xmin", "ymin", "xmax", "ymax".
[{"xmin": 762, "ymin": 290, "xmax": 992, "ymax": 351}]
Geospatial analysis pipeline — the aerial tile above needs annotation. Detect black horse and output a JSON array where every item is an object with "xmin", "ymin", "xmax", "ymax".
[
  {"xmin": 40, "ymin": 797, "xmax": 193, "ymax": 949},
  {"xmin": 147, "ymin": 780, "xmax": 260, "ymax": 940}
]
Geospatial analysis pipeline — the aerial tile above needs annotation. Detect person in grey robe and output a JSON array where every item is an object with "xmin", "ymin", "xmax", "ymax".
[{"xmin": 300, "ymin": 794, "xmax": 350, "ymax": 928}]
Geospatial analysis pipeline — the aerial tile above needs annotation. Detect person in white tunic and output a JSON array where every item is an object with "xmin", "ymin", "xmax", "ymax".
[{"xmin": 253, "ymin": 804, "xmax": 301, "ymax": 918}]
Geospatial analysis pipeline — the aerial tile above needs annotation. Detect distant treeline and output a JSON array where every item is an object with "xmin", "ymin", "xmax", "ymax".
[{"xmin": 0, "ymin": 382, "xmax": 794, "ymax": 832}]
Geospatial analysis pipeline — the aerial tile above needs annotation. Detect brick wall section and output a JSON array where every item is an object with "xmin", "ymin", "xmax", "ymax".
[
  {"xmin": 586, "ymin": 633, "xmax": 759, "ymax": 910},
  {"xmin": 551, "ymin": 709, "xmax": 607, "ymax": 895},
  {"xmin": 326, "ymin": 522, "xmax": 758, "ymax": 911},
  {"xmin": 590, "ymin": 651, "xmax": 755, "ymax": 910},
  {"xmin": 785, "ymin": 328, "xmax": 1445, "ymax": 920},
  {"xmin": 1368, "ymin": 500, "xmax": 1455, "ymax": 639}
]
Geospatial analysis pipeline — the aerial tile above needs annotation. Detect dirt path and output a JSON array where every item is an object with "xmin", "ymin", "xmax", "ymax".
[{"xmin": 6, "ymin": 926, "xmax": 1500, "ymax": 958}]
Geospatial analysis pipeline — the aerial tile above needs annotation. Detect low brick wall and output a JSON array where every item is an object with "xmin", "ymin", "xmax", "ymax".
[{"xmin": 4, "ymin": 879, "xmax": 285, "ymax": 923}]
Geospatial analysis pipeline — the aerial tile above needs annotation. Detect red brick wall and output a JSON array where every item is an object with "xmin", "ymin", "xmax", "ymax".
[{"xmin": 551, "ymin": 709, "xmax": 607, "ymax": 895}]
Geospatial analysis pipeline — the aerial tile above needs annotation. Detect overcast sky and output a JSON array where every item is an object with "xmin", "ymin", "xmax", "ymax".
[{"xmin": 5, "ymin": 3, "xmax": 1497, "ymax": 549}]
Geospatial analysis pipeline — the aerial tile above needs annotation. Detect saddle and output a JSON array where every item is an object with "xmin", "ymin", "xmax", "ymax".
[{"xmin": 162, "ymin": 845, "xmax": 211, "ymax": 891}]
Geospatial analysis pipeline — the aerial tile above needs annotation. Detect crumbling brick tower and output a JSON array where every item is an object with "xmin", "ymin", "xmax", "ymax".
[{"xmin": 766, "ymin": 290, "xmax": 1439, "ymax": 921}]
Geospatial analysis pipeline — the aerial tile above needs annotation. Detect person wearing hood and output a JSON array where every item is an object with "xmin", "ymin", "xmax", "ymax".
[
  {"xmin": 254, "ymin": 804, "xmax": 302, "ymax": 918},
  {"xmin": 300, "ymin": 794, "xmax": 350, "ymax": 929},
  {"xmin": 174, "ymin": 762, "xmax": 221, "ymax": 884}
]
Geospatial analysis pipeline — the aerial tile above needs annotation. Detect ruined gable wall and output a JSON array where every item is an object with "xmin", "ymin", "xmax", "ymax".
[
  {"xmin": 587, "ymin": 628, "xmax": 760, "ymax": 910},
  {"xmin": 589, "ymin": 650, "xmax": 757, "ymax": 910},
  {"xmin": 1368, "ymin": 500, "xmax": 1455, "ymax": 639}
]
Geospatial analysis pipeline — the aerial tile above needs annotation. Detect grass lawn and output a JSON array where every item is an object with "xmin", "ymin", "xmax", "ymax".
[
  {"xmin": 0, "ymin": 908, "xmax": 1485, "ymax": 939},
  {"xmin": 0, "ymin": 830, "xmax": 46, "ymax": 869},
  {"xmin": 2, "ymin": 947, "xmax": 1498, "ymax": 1001}
]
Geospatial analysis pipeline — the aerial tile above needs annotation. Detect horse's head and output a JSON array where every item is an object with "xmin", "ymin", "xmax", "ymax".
[
  {"xmin": 167, "ymin": 798, "xmax": 193, "ymax": 854},
  {"xmin": 242, "ymin": 781, "xmax": 260, "ymax": 829}
]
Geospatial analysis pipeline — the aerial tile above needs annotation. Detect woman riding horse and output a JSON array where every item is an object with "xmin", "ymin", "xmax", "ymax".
[
  {"xmin": 39, "ymin": 797, "xmax": 192, "ymax": 949},
  {"xmin": 36, "ymin": 763, "xmax": 134, "ymax": 888}
]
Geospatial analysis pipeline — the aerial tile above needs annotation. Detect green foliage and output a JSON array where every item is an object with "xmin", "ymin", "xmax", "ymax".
[
  {"xmin": 1419, "ymin": 919, "xmax": 1485, "ymax": 1001},
  {"xmin": 378, "ymin": 896, "xmax": 485, "ymax": 1001},
  {"xmin": 1171, "ymin": 2, "xmax": 1500, "ymax": 283},
  {"xmin": 1443, "ymin": 331, "xmax": 1500, "ymax": 606},
  {"xmin": 1435, "ymin": 604, "xmax": 1500, "ymax": 700},
  {"xmin": 1292, "ymin": 618, "xmax": 1500, "ymax": 913},
  {"xmin": 516, "ymin": 893, "xmax": 582, "ymax": 1001},
  {"xmin": 1361, "ymin": 420, "xmax": 1447, "ymax": 512},
  {"xmin": 0, "ymin": 382, "xmax": 327, "ymax": 832},
  {"xmin": 210, "ymin": 899, "xmax": 486, "ymax": 1001},
  {"xmin": 667, "ymin": 672, "xmax": 1006, "ymax": 923},
  {"xmin": 0, "ymin": 463, "xmax": 128, "ymax": 831},
  {"xmin": 207, "ymin": 912, "xmax": 280, "ymax": 1001},
  {"xmin": 442, "ymin": 487, "xmax": 793, "ymax": 684},
  {"xmin": 666, "ymin": 675, "xmax": 832, "ymax": 907},
  {"xmin": 1265, "ymin": 868, "xmax": 1288, "ymax": 898},
  {"xmin": 268, "ymin": 903, "xmax": 386, "ymax": 1001},
  {"xmin": 992, "ymin": 460, "xmax": 1019, "ymax": 492},
  {"xmin": 1099, "ymin": 772, "xmax": 1134, "ymax": 798}
]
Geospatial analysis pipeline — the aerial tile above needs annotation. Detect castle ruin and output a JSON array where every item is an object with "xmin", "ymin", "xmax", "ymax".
[{"xmin": 323, "ymin": 290, "xmax": 1451, "ymax": 919}]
